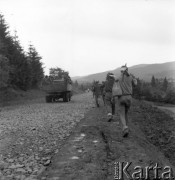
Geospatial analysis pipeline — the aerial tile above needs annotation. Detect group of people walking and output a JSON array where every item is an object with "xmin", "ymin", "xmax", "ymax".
[{"xmin": 92, "ymin": 64, "xmax": 137, "ymax": 137}]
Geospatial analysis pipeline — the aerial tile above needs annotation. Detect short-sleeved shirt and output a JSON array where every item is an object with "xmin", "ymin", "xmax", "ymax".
[{"xmin": 119, "ymin": 74, "xmax": 137, "ymax": 95}]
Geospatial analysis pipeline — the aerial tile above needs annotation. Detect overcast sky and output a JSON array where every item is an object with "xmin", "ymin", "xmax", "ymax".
[{"xmin": 1, "ymin": 0, "xmax": 175, "ymax": 76}]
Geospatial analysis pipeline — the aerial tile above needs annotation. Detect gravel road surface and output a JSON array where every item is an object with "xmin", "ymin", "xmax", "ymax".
[{"xmin": 0, "ymin": 92, "xmax": 93, "ymax": 180}]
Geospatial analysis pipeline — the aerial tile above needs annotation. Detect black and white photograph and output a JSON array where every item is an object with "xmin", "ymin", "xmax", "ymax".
[{"xmin": 0, "ymin": 0, "xmax": 175, "ymax": 179}]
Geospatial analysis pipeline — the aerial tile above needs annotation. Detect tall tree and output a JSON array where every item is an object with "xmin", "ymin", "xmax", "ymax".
[
  {"xmin": 0, "ymin": 13, "xmax": 31, "ymax": 90},
  {"xmin": 162, "ymin": 77, "xmax": 168, "ymax": 91},
  {"xmin": 74, "ymin": 80, "xmax": 79, "ymax": 87},
  {"xmin": 151, "ymin": 75, "xmax": 156, "ymax": 87},
  {"xmin": 0, "ymin": 55, "xmax": 9, "ymax": 89},
  {"xmin": 0, "ymin": 13, "xmax": 44, "ymax": 90},
  {"xmin": 0, "ymin": 14, "xmax": 10, "ymax": 55},
  {"xmin": 11, "ymin": 32, "xmax": 32, "ymax": 90},
  {"xmin": 27, "ymin": 44, "xmax": 44, "ymax": 88},
  {"xmin": 49, "ymin": 67, "xmax": 65, "ymax": 78}
]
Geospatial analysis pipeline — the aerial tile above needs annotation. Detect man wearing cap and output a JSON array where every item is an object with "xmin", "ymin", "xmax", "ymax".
[
  {"xmin": 104, "ymin": 73, "xmax": 115, "ymax": 121},
  {"xmin": 116, "ymin": 65, "xmax": 137, "ymax": 137}
]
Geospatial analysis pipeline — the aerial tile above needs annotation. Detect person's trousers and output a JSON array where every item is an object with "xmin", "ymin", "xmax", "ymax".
[
  {"xmin": 105, "ymin": 92, "xmax": 115, "ymax": 115},
  {"xmin": 117, "ymin": 95, "xmax": 132, "ymax": 128},
  {"xmin": 94, "ymin": 95, "xmax": 99, "ymax": 107}
]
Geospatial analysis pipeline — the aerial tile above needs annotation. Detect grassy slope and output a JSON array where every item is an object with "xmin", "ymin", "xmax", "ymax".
[
  {"xmin": 0, "ymin": 87, "xmax": 83, "ymax": 107},
  {"xmin": 0, "ymin": 89, "xmax": 45, "ymax": 107}
]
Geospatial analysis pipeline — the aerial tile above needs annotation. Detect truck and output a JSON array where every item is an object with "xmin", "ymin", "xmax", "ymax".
[{"xmin": 42, "ymin": 77, "xmax": 72, "ymax": 103}]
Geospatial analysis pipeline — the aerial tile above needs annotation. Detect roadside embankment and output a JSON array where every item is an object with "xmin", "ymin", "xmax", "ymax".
[{"xmin": 131, "ymin": 100, "xmax": 175, "ymax": 168}]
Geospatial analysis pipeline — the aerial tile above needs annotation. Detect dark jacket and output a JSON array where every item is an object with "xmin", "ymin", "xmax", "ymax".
[
  {"xmin": 104, "ymin": 78, "xmax": 115, "ymax": 93},
  {"xmin": 93, "ymin": 83, "xmax": 102, "ymax": 96}
]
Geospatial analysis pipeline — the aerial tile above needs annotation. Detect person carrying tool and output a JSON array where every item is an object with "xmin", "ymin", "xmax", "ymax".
[{"xmin": 114, "ymin": 65, "xmax": 137, "ymax": 137}]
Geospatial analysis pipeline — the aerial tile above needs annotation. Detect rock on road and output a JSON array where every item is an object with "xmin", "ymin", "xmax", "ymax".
[{"xmin": 0, "ymin": 92, "xmax": 93, "ymax": 180}]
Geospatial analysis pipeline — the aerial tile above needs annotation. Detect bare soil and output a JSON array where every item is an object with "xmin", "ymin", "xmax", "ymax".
[{"xmin": 40, "ymin": 98, "xmax": 175, "ymax": 180}]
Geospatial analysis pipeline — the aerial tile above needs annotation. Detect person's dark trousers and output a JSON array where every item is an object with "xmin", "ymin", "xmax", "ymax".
[
  {"xmin": 95, "ymin": 95, "xmax": 100, "ymax": 107},
  {"xmin": 112, "ymin": 102, "xmax": 115, "ymax": 115}
]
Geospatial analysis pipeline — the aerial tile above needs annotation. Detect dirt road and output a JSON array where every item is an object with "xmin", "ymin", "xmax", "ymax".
[
  {"xmin": 0, "ymin": 92, "xmax": 175, "ymax": 180},
  {"xmin": 156, "ymin": 105, "xmax": 175, "ymax": 120},
  {"xmin": 40, "ymin": 98, "xmax": 175, "ymax": 180},
  {"xmin": 0, "ymin": 93, "xmax": 93, "ymax": 179}
]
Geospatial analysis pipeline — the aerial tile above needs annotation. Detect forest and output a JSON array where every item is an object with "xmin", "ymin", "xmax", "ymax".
[
  {"xmin": 0, "ymin": 14, "xmax": 87, "ymax": 98},
  {"xmin": 0, "ymin": 14, "xmax": 44, "ymax": 92}
]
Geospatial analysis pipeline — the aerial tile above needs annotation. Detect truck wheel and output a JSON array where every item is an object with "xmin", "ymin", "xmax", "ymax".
[
  {"xmin": 65, "ymin": 93, "xmax": 69, "ymax": 102},
  {"xmin": 63, "ymin": 93, "xmax": 69, "ymax": 102},
  {"xmin": 46, "ymin": 96, "xmax": 52, "ymax": 103},
  {"xmin": 68, "ymin": 93, "xmax": 71, "ymax": 101}
]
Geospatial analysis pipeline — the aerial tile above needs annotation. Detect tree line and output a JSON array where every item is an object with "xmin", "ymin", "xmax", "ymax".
[
  {"xmin": 133, "ymin": 76, "xmax": 175, "ymax": 104},
  {"xmin": 72, "ymin": 80, "xmax": 92, "ymax": 93},
  {"xmin": 0, "ymin": 14, "xmax": 44, "ymax": 91}
]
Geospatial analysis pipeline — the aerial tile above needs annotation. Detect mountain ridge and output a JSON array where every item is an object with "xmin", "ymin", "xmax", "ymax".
[{"xmin": 71, "ymin": 61, "xmax": 175, "ymax": 83}]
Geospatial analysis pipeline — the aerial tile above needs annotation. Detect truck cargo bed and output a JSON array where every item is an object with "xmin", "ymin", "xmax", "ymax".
[{"xmin": 42, "ymin": 80, "xmax": 71, "ymax": 93}]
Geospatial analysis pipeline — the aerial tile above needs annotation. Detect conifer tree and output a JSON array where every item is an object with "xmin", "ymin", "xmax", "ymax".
[
  {"xmin": 162, "ymin": 77, "xmax": 168, "ymax": 91},
  {"xmin": 0, "ymin": 13, "xmax": 29, "ymax": 89},
  {"xmin": 0, "ymin": 13, "xmax": 44, "ymax": 90},
  {"xmin": 27, "ymin": 44, "xmax": 44, "ymax": 88},
  {"xmin": 151, "ymin": 75, "xmax": 156, "ymax": 87},
  {"xmin": 0, "ymin": 55, "xmax": 9, "ymax": 89},
  {"xmin": 11, "ymin": 32, "xmax": 32, "ymax": 90},
  {"xmin": 0, "ymin": 14, "xmax": 11, "ymax": 88}
]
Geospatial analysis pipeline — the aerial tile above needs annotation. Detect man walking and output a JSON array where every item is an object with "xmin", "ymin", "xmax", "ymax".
[
  {"xmin": 104, "ymin": 73, "xmax": 115, "ymax": 121},
  {"xmin": 116, "ymin": 65, "xmax": 137, "ymax": 137},
  {"xmin": 93, "ymin": 81, "xmax": 102, "ymax": 107}
]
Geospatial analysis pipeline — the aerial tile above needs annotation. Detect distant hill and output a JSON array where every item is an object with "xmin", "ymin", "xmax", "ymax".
[
  {"xmin": 72, "ymin": 61, "xmax": 175, "ymax": 83},
  {"xmin": 71, "ymin": 76, "xmax": 82, "ymax": 81}
]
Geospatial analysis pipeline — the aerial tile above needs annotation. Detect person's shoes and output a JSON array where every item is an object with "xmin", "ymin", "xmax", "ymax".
[
  {"xmin": 122, "ymin": 127, "xmax": 129, "ymax": 138},
  {"xmin": 107, "ymin": 113, "xmax": 113, "ymax": 122}
]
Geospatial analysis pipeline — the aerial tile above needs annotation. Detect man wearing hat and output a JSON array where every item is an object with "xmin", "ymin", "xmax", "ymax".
[{"xmin": 116, "ymin": 64, "xmax": 137, "ymax": 137}]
